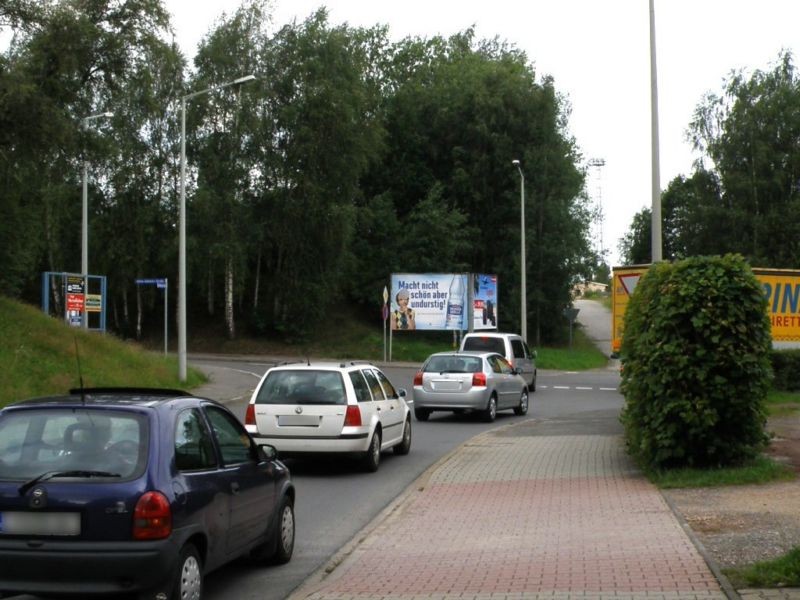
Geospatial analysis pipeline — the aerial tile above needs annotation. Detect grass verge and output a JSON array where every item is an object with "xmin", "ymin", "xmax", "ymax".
[
  {"xmin": 766, "ymin": 389, "xmax": 800, "ymax": 417},
  {"xmin": 648, "ymin": 455, "xmax": 795, "ymax": 489},
  {"xmin": 0, "ymin": 296, "xmax": 206, "ymax": 407},
  {"xmin": 723, "ymin": 547, "xmax": 800, "ymax": 589},
  {"xmin": 189, "ymin": 310, "xmax": 609, "ymax": 369}
]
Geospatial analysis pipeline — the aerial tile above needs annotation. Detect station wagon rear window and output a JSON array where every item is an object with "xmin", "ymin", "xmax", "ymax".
[{"xmin": 255, "ymin": 370, "xmax": 347, "ymax": 405}]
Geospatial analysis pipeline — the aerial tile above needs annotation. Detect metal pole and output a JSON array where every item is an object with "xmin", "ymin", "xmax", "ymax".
[
  {"xmin": 164, "ymin": 279, "xmax": 169, "ymax": 356},
  {"xmin": 82, "ymin": 161, "xmax": 89, "ymax": 329},
  {"xmin": 178, "ymin": 97, "xmax": 188, "ymax": 381},
  {"xmin": 79, "ymin": 112, "xmax": 112, "ymax": 330},
  {"xmin": 177, "ymin": 76, "xmax": 255, "ymax": 382},
  {"xmin": 513, "ymin": 160, "xmax": 527, "ymax": 343},
  {"xmin": 649, "ymin": 0, "xmax": 663, "ymax": 262},
  {"xmin": 520, "ymin": 171, "xmax": 527, "ymax": 343}
]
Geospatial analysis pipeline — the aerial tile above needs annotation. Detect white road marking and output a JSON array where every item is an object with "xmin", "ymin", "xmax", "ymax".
[{"xmin": 538, "ymin": 385, "xmax": 619, "ymax": 392}]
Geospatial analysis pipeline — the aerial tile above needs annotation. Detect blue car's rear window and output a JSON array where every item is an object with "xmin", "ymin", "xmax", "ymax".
[{"xmin": 0, "ymin": 408, "xmax": 148, "ymax": 481}]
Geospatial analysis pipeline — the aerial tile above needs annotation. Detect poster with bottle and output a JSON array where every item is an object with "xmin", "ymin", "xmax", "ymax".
[
  {"xmin": 472, "ymin": 273, "xmax": 499, "ymax": 331},
  {"xmin": 390, "ymin": 273, "xmax": 495, "ymax": 331}
]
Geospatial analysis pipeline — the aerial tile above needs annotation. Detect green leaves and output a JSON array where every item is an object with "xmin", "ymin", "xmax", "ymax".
[{"xmin": 621, "ymin": 255, "xmax": 771, "ymax": 470}]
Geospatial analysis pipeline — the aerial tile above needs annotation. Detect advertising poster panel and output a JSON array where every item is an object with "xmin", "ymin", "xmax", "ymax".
[
  {"xmin": 390, "ymin": 273, "xmax": 499, "ymax": 331},
  {"xmin": 390, "ymin": 273, "xmax": 467, "ymax": 330},
  {"xmin": 472, "ymin": 274, "xmax": 499, "ymax": 330}
]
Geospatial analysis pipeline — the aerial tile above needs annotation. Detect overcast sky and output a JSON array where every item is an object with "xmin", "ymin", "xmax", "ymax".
[{"xmin": 165, "ymin": 0, "xmax": 800, "ymax": 265}]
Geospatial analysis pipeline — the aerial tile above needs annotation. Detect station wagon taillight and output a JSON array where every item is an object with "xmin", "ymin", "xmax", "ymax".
[
  {"xmin": 133, "ymin": 491, "xmax": 172, "ymax": 540},
  {"xmin": 472, "ymin": 372, "xmax": 487, "ymax": 387},
  {"xmin": 413, "ymin": 371, "xmax": 423, "ymax": 386},
  {"xmin": 344, "ymin": 404, "xmax": 362, "ymax": 427},
  {"xmin": 244, "ymin": 403, "xmax": 256, "ymax": 426}
]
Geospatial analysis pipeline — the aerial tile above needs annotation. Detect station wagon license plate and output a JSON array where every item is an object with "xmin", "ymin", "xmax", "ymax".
[
  {"xmin": 0, "ymin": 511, "xmax": 80, "ymax": 536},
  {"xmin": 277, "ymin": 415, "xmax": 320, "ymax": 427}
]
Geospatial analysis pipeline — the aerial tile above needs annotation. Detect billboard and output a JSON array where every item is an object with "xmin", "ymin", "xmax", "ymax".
[
  {"xmin": 390, "ymin": 273, "xmax": 498, "ymax": 331},
  {"xmin": 471, "ymin": 273, "xmax": 498, "ymax": 330},
  {"xmin": 611, "ymin": 264, "xmax": 800, "ymax": 355}
]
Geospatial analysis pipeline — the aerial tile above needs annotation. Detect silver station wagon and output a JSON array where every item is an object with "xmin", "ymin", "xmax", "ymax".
[{"xmin": 412, "ymin": 351, "xmax": 529, "ymax": 422}]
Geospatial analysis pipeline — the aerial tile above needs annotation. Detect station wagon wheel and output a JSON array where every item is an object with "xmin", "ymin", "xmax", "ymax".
[
  {"xmin": 482, "ymin": 394, "xmax": 497, "ymax": 423},
  {"xmin": 171, "ymin": 543, "xmax": 202, "ymax": 600},
  {"xmin": 363, "ymin": 430, "xmax": 381, "ymax": 472},
  {"xmin": 394, "ymin": 417, "xmax": 412, "ymax": 455},
  {"xmin": 514, "ymin": 390, "xmax": 529, "ymax": 416}
]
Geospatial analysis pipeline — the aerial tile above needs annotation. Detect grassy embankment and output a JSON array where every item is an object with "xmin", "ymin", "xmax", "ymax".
[
  {"xmin": 2, "ymin": 295, "xmax": 607, "ymax": 407},
  {"xmin": 0, "ymin": 296, "xmax": 206, "ymax": 407}
]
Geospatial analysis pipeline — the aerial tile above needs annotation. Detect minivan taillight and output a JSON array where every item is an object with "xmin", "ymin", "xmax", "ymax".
[
  {"xmin": 413, "ymin": 371, "xmax": 423, "ymax": 386},
  {"xmin": 245, "ymin": 403, "xmax": 256, "ymax": 426},
  {"xmin": 344, "ymin": 405, "xmax": 362, "ymax": 427},
  {"xmin": 472, "ymin": 372, "xmax": 487, "ymax": 387},
  {"xmin": 133, "ymin": 491, "xmax": 172, "ymax": 540}
]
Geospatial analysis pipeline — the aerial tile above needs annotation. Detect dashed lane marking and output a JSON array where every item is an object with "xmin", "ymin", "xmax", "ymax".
[{"xmin": 539, "ymin": 385, "xmax": 619, "ymax": 392}]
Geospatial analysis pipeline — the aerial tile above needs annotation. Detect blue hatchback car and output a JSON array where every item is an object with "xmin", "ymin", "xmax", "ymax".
[{"xmin": 0, "ymin": 388, "xmax": 295, "ymax": 600}]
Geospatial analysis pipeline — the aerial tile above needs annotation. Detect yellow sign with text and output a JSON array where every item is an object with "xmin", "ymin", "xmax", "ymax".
[{"xmin": 611, "ymin": 265, "xmax": 800, "ymax": 355}]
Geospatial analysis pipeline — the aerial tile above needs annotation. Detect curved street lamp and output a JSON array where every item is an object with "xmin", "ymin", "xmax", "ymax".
[
  {"xmin": 81, "ymin": 111, "xmax": 113, "ymax": 329},
  {"xmin": 512, "ymin": 159, "xmax": 527, "ymax": 343},
  {"xmin": 178, "ymin": 74, "xmax": 256, "ymax": 381}
]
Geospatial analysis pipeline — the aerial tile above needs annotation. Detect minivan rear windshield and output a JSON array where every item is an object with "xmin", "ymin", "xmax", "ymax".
[
  {"xmin": 462, "ymin": 337, "xmax": 504, "ymax": 354},
  {"xmin": 256, "ymin": 370, "xmax": 346, "ymax": 405}
]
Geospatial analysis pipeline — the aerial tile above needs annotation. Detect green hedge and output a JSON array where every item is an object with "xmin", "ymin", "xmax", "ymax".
[
  {"xmin": 620, "ymin": 255, "xmax": 771, "ymax": 470},
  {"xmin": 770, "ymin": 349, "xmax": 800, "ymax": 391}
]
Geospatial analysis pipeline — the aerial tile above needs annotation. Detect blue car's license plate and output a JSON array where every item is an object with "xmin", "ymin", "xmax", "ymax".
[{"xmin": 0, "ymin": 511, "xmax": 80, "ymax": 535}]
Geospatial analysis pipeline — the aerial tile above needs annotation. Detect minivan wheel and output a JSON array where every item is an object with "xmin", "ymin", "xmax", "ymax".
[
  {"xmin": 394, "ymin": 417, "xmax": 412, "ymax": 455},
  {"xmin": 482, "ymin": 395, "xmax": 497, "ymax": 423},
  {"xmin": 171, "ymin": 543, "xmax": 202, "ymax": 600},
  {"xmin": 363, "ymin": 430, "xmax": 381, "ymax": 472},
  {"xmin": 514, "ymin": 390, "xmax": 529, "ymax": 416}
]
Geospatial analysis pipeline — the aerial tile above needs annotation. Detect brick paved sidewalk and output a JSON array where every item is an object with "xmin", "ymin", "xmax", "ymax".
[{"xmin": 291, "ymin": 422, "xmax": 729, "ymax": 600}]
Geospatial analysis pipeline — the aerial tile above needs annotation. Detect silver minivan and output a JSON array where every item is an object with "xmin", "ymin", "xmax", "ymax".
[{"xmin": 459, "ymin": 332, "xmax": 537, "ymax": 391}]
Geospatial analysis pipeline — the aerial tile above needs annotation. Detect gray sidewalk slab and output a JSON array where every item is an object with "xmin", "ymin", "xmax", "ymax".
[{"xmin": 290, "ymin": 421, "xmax": 729, "ymax": 600}]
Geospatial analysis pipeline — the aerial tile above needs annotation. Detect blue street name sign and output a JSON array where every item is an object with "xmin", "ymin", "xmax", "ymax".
[{"xmin": 135, "ymin": 278, "xmax": 166, "ymax": 287}]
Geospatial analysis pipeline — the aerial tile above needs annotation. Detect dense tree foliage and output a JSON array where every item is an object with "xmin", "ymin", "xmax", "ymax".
[
  {"xmin": 620, "ymin": 255, "xmax": 771, "ymax": 470},
  {"xmin": 1, "ymin": 2, "xmax": 592, "ymax": 344},
  {"xmin": 620, "ymin": 51, "xmax": 800, "ymax": 268}
]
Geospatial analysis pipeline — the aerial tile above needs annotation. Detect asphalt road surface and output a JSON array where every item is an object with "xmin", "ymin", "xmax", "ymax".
[
  {"xmin": 197, "ymin": 358, "xmax": 623, "ymax": 600},
  {"xmin": 7, "ymin": 355, "xmax": 622, "ymax": 600}
]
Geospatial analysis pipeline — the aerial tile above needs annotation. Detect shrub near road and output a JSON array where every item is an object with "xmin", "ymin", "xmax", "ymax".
[{"xmin": 620, "ymin": 255, "xmax": 772, "ymax": 470}]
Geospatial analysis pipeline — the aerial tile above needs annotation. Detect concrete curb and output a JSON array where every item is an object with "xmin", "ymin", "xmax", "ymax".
[{"xmin": 661, "ymin": 490, "xmax": 741, "ymax": 600}]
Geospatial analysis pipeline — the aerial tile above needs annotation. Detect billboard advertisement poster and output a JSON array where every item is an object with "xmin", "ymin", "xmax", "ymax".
[
  {"xmin": 391, "ymin": 273, "xmax": 467, "ymax": 330},
  {"xmin": 472, "ymin": 274, "xmax": 498, "ymax": 330}
]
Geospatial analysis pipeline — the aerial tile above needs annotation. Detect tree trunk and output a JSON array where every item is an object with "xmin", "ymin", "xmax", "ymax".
[
  {"xmin": 135, "ymin": 283, "xmax": 143, "ymax": 340},
  {"xmin": 207, "ymin": 261, "xmax": 215, "ymax": 316},
  {"xmin": 253, "ymin": 247, "xmax": 261, "ymax": 310},
  {"xmin": 225, "ymin": 256, "xmax": 235, "ymax": 340}
]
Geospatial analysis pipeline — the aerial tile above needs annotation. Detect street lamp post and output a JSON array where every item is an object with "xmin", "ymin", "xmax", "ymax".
[
  {"xmin": 512, "ymin": 159, "xmax": 527, "ymax": 343},
  {"xmin": 178, "ymin": 74, "xmax": 256, "ymax": 381},
  {"xmin": 81, "ymin": 111, "xmax": 113, "ymax": 329}
]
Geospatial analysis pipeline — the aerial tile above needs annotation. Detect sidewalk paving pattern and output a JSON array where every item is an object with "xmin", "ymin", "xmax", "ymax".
[{"xmin": 293, "ymin": 422, "xmax": 727, "ymax": 600}]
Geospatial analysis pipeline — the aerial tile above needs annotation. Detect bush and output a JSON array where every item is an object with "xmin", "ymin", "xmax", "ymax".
[
  {"xmin": 620, "ymin": 255, "xmax": 771, "ymax": 470},
  {"xmin": 770, "ymin": 349, "xmax": 800, "ymax": 391}
]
